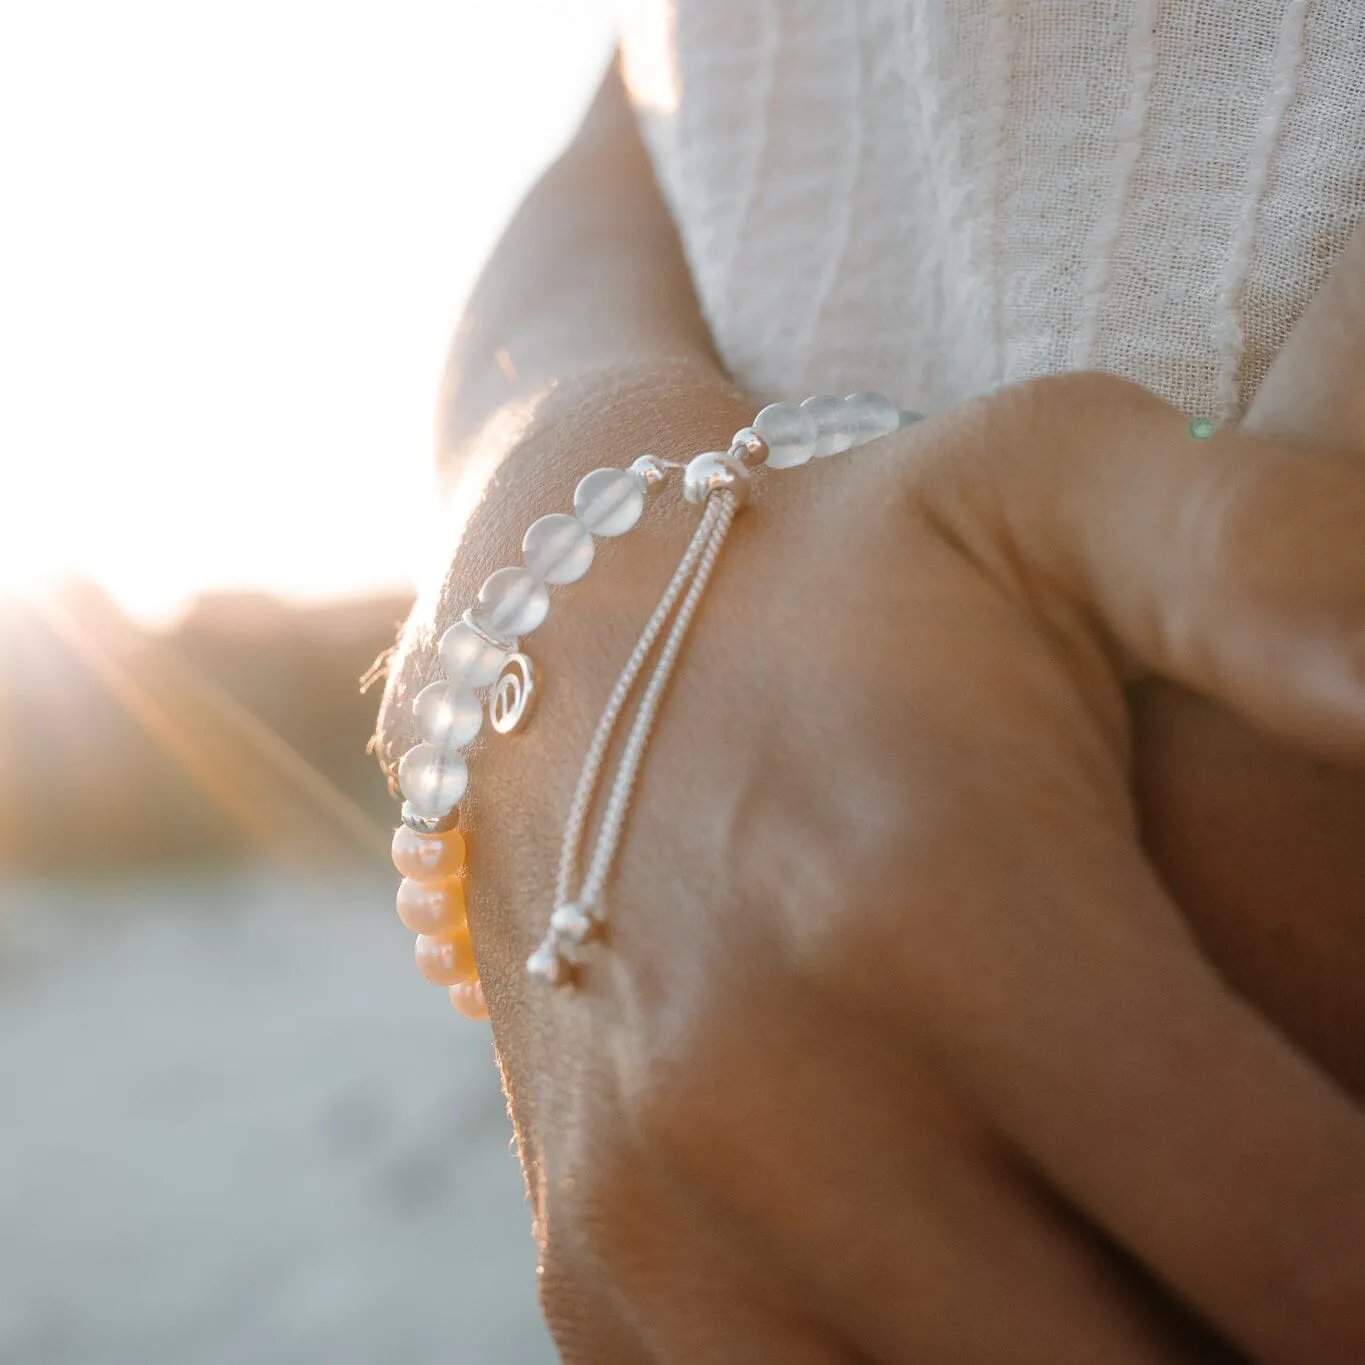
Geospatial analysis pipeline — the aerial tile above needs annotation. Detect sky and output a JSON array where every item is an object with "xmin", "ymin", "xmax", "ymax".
[{"xmin": 0, "ymin": 0, "xmax": 617, "ymax": 623}]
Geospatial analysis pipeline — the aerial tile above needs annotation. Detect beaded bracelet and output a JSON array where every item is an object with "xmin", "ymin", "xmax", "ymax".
[{"xmin": 389, "ymin": 391, "xmax": 919, "ymax": 1019}]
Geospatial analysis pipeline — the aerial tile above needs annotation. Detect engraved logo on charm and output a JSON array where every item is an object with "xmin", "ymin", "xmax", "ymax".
[{"xmin": 490, "ymin": 653, "xmax": 536, "ymax": 734}]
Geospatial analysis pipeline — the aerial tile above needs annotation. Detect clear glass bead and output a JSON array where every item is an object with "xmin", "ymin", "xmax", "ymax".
[
  {"xmin": 843, "ymin": 391, "xmax": 901, "ymax": 445},
  {"xmin": 396, "ymin": 876, "xmax": 466, "ymax": 935},
  {"xmin": 522, "ymin": 512, "xmax": 595, "ymax": 584},
  {"xmin": 573, "ymin": 467, "xmax": 646, "ymax": 536},
  {"xmin": 800, "ymin": 394, "xmax": 856, "ymax": 457},
  {"xmin": 475, "ymin": 566, "xmax": 549, "ymax": 637},
  {"xmin": 415, "ymin": 926, "xmax": 476, "ymax": 985},
  {"xmin": 391, "ymin": 823, "xmax": 466, "ymax": 881},
  {"xmin": 413, "ymin": 679, "xmax": 482, "ymax": 752},
  {"xmin": 397, "ymin": 742, "xmax": 468, "ymax": 815},
  {"xmin": 439, "ymin": 620, "xmax": 505, "ymax": 687},
  {"xmin": 752, "ymin": 401, "xmax": 818, "ymax": 468}
]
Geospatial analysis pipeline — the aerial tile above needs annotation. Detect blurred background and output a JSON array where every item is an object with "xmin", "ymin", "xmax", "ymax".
[{"xmin": 1, "ymin": 2, "xmax": 615, "ymax": 1359}]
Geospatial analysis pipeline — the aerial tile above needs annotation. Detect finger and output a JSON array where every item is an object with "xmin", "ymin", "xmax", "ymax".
[
  {"xmin": 645, "ymin": 983, "xmax": 1234, "ymax": 1365},
  {"xmin": 933, "ymin": 827, "xmax": 1365, "ymax": 1365},
  {"xmin": 543, "ymin": 1129, "xmax": 863, "ymax": 1365},
  {"xmin": 1242, "ymin": 213, "xmax": 1365, "ymax": 448},
  {"xmin": 938, "ymin": 374, "xmax": 1365, "ymax": 762}
]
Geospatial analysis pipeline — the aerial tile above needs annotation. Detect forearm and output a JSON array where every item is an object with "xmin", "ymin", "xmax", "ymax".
[
  {"xmin": 380, "ymin": 61, "xmax": 753, "ymax": 768},
  {"xmin": 437, "ymin": 57, "xmax": 730, "ymax": 478}
]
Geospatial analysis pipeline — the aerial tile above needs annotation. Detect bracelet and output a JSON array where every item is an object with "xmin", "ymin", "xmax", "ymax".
[{"xmin": 388, "ymin": 391, "xmax": 920, "ymax": 1019}]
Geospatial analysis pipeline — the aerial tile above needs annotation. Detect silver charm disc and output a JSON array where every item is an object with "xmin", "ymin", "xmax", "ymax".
[{"xmin": 490, "ymin": 652, "xmax": 536, "ymax": 734}]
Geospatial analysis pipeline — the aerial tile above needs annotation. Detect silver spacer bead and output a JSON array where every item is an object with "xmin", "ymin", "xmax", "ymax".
[
  {"xmin": 899, "ymin": 409, "xmax": 925, "ymax": 427},
  {"xmin": 526, "ymin": 938, "xmax": 574, "ymax": 987},
  {"xmin": 683, "ymin": 450, "xmax": 751, "ymax": 508},
  {"xmin": 460, "ymin": 607, "xmax": 517, "ymax": 655},
  {"xmin": 400, "ymin": 800, "xmax": 461, "ymax": 836},
  {"xmin": 630, "ymin": 453, "xmax": 675, "ymax": 490},
  {"xmin": 727, "ymin": 427, "xmax": 769, "ymax": 466}
]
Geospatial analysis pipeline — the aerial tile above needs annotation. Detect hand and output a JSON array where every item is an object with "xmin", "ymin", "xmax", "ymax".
[
  {"xmin": 380, "ymin": 370, "xmax": 1365, "ymax": 1363},
  {"xmin": 1131, "ymin": 226, "xmax": 1365, "ymax": 1104}
]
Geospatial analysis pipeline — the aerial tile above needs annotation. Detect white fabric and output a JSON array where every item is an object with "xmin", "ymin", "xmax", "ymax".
[{"xmin": 620, "ymin": 0, "xmax": 1365, "ymax": 422}]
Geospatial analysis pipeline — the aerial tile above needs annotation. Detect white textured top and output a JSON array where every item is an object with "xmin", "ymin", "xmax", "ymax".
[{"xmin": 620, "ymin": 0, "xmax": 1365, "ymax": 422}]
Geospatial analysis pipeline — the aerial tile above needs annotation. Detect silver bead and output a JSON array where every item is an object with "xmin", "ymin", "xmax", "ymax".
[
  {"xmin": 800, "ymin": 394, "xmax": 855, "ymax": 457},
  {"xmin": 899, "ymin": 409, "xmax": 925, "ymax": 427},
  {"xmin": 727, "ymin": 427, "xmax": 769, "ymax": 466},
  {"xmin": 630, "ymin": 454, "xmax": 674, "ymax": 489},
  {"xmin": 752, "ymin": 401, "xmax": 818, "ymax": 468},
  {"xmin": 458, "ymin": 608, "xmax": 518, "ymax": 654},
  {"xmin": 683, "ymin": 451, "xmax": 750, "ymax": 507},
  {"xmin": 526, "ymin": 939, "xmax": 573, "ymax": 986},
  {"xmin": 400, "ymin": 800, "xmax": 461, "ymax": 836}
]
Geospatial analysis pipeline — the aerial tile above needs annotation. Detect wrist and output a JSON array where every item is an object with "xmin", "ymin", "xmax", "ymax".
[{"xmin": 379, "ymin": 363, "xmax": 753, "ymax": 774}]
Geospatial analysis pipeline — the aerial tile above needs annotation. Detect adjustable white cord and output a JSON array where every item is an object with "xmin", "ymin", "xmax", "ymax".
[{"xmin": 531, "ymin": 490, "xmax": 739, "ymax": 982}]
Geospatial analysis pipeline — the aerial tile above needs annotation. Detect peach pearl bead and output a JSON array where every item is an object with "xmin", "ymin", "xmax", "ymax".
[
  {"xmin": 415, "ymin": 925, "xmax": 476, "ymax": 986},
  {"xmin": 391, "ymin": 824, "xmax": 465, "ymax": 882},
  {"xmin": 449, "ymin": 978, "xmax": 489, "ymax": 1021},
  {"xmin": 396, "ymin": 876, "xmax": 466, "ymax": 936}
]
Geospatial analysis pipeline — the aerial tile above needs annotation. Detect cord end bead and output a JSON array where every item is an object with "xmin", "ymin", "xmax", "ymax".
[
  {"xmin": 527, "ymin": 939, "xmax": 574, "ymax": 987},
  {"xmin": 549, "ymin": 901, "xmax": 597, "ymax": 948}
]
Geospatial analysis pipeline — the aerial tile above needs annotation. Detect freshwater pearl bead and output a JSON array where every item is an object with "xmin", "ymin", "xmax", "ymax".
[
  {"xmin": 415, "ymin": 926, "xmax": 476, "ymax": 986},
  {"xmin": 449, "ymin": 978, "xmax": 489, "ymax": 1021},
  {"xmin": 522, "ymin": 512, "xmax": 595, "ymax": 584},
  {"xmin": 413, "ymin": 680, "xmax": 482, "ymax": 752},
  {"xmin": 398, "ymin": 742, "xmax": 468, "ymax": 816},
  {"xmin": 752, "ymin": 401, "xmax": 818, "ymax": 468},
  {"xmin": 801, "ymin": 395, "xmax": 855, "ymax": 457},
  {"xmin": 573, "ymin": 467, "xmax": 646, "ymax": 536},
  {"xmin": 396, "ymin": 876, "xmax": 467, "ymax": 935},
  {"xmin": 475, "ymin": 566, "xmax": 549, "ymax": 638},
  {"xmin": 439, "ymin": 620, "xmax": 505, "ymax": 688},
  {"xmin": 843, "ymin": 391, "xmax": 901, "ymax": 444},
  {"xmin": 391, "ymin": 823, "xmax": 466, "ymax": 882}
]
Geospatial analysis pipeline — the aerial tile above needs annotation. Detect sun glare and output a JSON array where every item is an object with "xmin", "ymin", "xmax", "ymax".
[{"xmin": 1, "ymin": 0, "xmax": 614, "ymax": 625}]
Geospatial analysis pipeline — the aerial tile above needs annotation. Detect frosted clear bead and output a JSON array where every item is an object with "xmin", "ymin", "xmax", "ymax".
[
  {"xmin": 397, "ymin": 742, "xmax": 468, "ymax": 816},
  {"xmin": 413, "ymin": 680, "xmax": 482, "ymax": 751},
  {"xmin": 752, "ymin": 401, "xmax": 818, "ymax": 468},
  {"xmin": 475, "ymin": 566, "xmax": 549, "ymax": 637},
  {"xmin": 843, "ymin": 391, "xmax": 902, "ymax": 445},
  {"xmin": 573, "ymin": 467, "xmax": 646, "ymax": 536},
  {"xmin": 522, "ymin": 512, "xmax": 595, "ymax": 584},
  {"xmin": 439, "ymin": 620, "xmax": 505, "ymax": 687},
  {"xmin": 800, "ymin": 394, "xmax": 856, "ymax": 457}
]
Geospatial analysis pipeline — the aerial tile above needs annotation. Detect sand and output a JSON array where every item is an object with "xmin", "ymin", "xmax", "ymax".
[{"xmin": 0, "ymin": 867, "xmax": 558, "ymax": 1364}]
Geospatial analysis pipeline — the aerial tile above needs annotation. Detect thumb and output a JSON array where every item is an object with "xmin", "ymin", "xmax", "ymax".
[{"xmin": 983, "ymin": 374, "xmax": 1365, "ymax": 762}]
